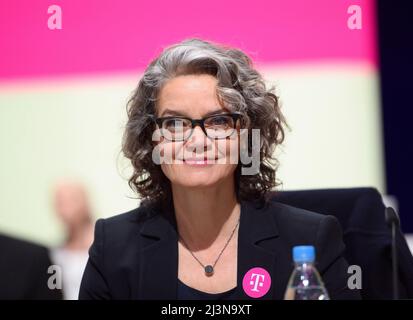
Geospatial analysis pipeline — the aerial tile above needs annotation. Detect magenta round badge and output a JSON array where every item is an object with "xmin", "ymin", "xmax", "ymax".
[{"xmin": 242, "ymin": 267, "xmax": 271, "ymax": 298}]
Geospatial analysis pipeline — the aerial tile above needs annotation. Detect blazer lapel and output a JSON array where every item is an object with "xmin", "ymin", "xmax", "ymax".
[
  {"xmin": 138, "ymin": 203, "xmax": 179, "ymax": 299},
  {"xmin": 236, "ymin": 200, "xmax": 281, "ymax": 300}
]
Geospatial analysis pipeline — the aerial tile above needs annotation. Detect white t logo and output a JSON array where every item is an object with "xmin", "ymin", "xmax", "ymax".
[{"xmin": 249, "ymin": 273, "xmax": 265, "ymax": 292}]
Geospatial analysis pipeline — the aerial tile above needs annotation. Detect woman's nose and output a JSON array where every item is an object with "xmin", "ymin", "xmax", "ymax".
[{"xmin": 187, "ymin": 125, "xmax": 209, "ymax": 149}]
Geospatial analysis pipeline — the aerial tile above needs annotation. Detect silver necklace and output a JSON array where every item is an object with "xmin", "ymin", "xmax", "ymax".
[{"xmin": 179, "ymin": 218, "xmax": 240, "ymax": 277}]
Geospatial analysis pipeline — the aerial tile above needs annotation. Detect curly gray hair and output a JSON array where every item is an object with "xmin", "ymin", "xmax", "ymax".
[{"xmin": 122, "ymin": 38, "xmax": 287, "ymax": 204}]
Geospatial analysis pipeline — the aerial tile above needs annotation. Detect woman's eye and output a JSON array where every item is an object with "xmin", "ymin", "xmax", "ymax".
[
  {"xmin": 163, "ymin": 119, "xmax": 192, "ymax": 134},
  {"xmin": 209, "ymin": 116, "xmax": 230, "ymax": 127},
  {"xmin": 165, "ymin": 119, "xmax": 183, "ymax": 128}
]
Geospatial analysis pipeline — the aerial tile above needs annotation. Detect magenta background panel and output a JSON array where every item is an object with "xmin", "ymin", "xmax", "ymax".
[{"xmin": 0, "ymin": 0, "xmax": 377, "ymax": 80}]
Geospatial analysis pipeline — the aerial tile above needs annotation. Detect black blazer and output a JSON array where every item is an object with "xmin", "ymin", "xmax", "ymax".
[
  {"xmin": 0, "ymin": 233, "xmax": 62, "ymax": 300},
  {"xmin": 79, "ymin": 199, "xmax": 361, "ymax": 300}
]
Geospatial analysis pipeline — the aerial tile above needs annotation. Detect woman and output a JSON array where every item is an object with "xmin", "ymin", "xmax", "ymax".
[{"xmin": 79, "ymin": 38, "xmax": 360, "ymax": 300}]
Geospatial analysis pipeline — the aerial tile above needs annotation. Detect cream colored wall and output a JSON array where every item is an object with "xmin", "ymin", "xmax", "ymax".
[
  {"xmin": 0, "ymin": 63, "xmax": 385, "ymax": 246},
  {"xmin": 0, "ymin": 76, "xmax": 137, "ymax": 245},
  {"xmin": 267, "ymin": 63, "xmax": 385, "ymax": 192}
]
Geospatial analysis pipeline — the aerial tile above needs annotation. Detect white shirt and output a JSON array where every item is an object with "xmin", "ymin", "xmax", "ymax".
[{"xmin": 50, "ymin": 247, "xmax": 89, "ymax": 300}]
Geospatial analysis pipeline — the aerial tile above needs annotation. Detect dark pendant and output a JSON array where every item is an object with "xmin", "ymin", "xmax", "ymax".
[{"xmin": 204, "ymin": 265, "xmax": 214, "ymax": 276}]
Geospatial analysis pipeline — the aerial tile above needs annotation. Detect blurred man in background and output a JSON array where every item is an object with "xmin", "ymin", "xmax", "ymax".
[{"xmin": 50, "ymin": 179, "xmax": 94, "ymax": 300}]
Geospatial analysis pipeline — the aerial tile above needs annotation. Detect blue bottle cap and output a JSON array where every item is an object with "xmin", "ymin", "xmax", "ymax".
[{"xmin": 293, "ymin": 245, "xmax": 315, "ymax": 263}]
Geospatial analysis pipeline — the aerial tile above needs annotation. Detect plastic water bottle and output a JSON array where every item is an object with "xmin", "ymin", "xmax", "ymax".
[{"xmin": 284, "ymin": 245, "xmax": 330, "ymax": 300}]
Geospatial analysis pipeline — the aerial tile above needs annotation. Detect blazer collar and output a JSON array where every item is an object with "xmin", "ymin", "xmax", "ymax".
[
  {"xmin": 138, "ymin": 199, "xmax": 280, "ymax": 299},
  {"xmin": 236, "ymin": 200, "xmax": 280, "ymax": 299}
]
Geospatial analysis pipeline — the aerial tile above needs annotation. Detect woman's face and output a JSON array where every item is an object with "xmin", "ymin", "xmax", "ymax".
[{"xmin": 155, "ymin": 74, "xmax": 240, "ymax": 189}]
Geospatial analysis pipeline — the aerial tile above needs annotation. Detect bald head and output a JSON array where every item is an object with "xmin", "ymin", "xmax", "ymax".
[{"xmin": 53, "ymin": 179, "xmax": 92, "ymax": 228}]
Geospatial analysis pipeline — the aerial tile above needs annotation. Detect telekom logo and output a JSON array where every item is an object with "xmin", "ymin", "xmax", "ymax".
[
  {"xmin": 249, "ymin": 273, "xmax": 265, "ymax": 291},
  {"xmin": 242, "ymin": 267, "xmax": 271, "ymax": 298}
]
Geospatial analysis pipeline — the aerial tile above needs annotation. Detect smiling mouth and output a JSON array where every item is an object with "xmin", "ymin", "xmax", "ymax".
[{"xmin": 183, "ymin": 158, "xmax": 217, "ymax": 165}]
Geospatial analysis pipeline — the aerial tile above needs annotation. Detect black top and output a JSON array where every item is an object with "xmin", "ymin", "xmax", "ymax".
[
  {"xmin": 79, "ymin": 199, "xmax": 361, "ymax": 300},
  {"xmin": 177, "ymin": 279, "xmax": 237, "ymax": 300}
]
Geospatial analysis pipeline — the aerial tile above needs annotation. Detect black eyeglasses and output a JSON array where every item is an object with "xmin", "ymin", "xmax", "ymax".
[{"xmin": 153, "ymin": 112, "xmax": 242, "ymax": 141}]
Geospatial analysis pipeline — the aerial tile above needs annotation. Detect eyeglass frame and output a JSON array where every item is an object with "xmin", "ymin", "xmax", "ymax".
[{"xmin": 151, "ymin": 112, "xmax": 243, "ymax": 142}]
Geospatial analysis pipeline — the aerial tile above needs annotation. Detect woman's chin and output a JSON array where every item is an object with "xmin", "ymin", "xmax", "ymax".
[
  {"xmin": 173, "ymin": 175, "xmax": 220, "ymax": 189},
  {"xmin": 163, "ymin": 164, "xmax": 237, "ymax": 189},
  {"xmin": 178, "ymin": 180, "xmax": 216, "ymax": 189}
]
